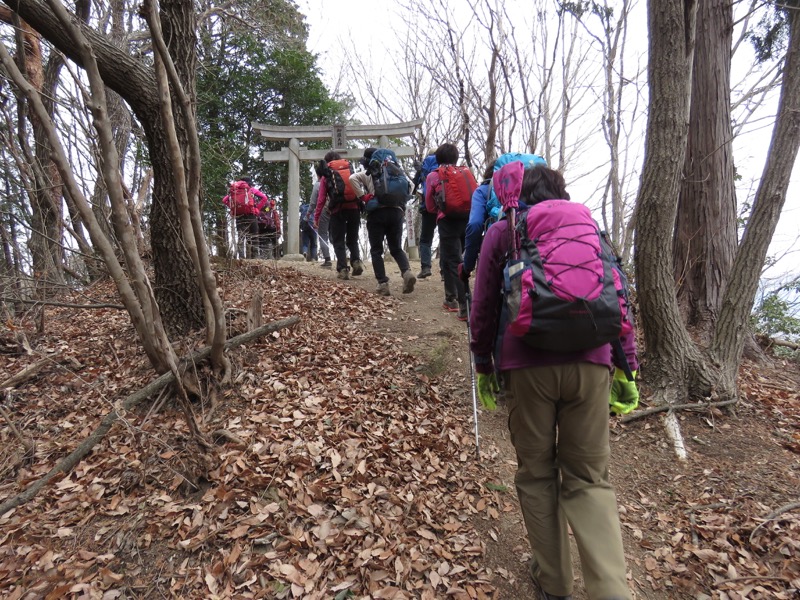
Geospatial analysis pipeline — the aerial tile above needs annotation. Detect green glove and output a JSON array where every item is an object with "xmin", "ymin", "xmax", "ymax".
[
  {"xmin": 609, "ymin": 368, "xmax": 639, "ymax": 415},
  {"xmin": 476, "ymin": 373, "xmax": 500, "ymax": 410}
]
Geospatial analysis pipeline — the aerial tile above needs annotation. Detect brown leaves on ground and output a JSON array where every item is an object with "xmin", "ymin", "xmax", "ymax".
[
  {"xmin": 0, "ymin": 264, "xmax": 502, "ymax": 599},
  {"xmin": 612, "ymin": 365, "xmax": 800, "ymax": 599},
  {"xmin": 2, "ymin": 260, "xmax": 800, "ymax": 599}
]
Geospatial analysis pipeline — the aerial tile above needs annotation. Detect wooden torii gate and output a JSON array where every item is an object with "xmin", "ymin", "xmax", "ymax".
[{"xmin": 253, "ymin": 119, "xmax": 423, "ymax": 258}]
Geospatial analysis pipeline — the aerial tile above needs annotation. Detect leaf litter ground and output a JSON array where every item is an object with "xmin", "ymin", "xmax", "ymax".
[{"xmin": 0, "ymin": 257, "xmax": 798, "ymax": 599}]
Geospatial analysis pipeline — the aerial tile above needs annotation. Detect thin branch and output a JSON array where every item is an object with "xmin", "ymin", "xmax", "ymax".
[
  {"xmin": 749, "ymin": 501, "xmax": 800, "ymax": 543},
  {"xmin": 619, "ymin": 399, "xmax": 739, "ymax": 423}
]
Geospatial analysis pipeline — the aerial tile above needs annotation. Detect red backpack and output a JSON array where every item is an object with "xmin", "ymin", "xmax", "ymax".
[
  {"xmin": 228, "ymin": 180, "xmax": 255, "ymax": 216},
  {"xmin": 434, "ymin": 165, "xmax": 477, "ymax": 217},
  {"xmin": 326, "ymin": 159, "xmax": 357, "ymax": 207}
]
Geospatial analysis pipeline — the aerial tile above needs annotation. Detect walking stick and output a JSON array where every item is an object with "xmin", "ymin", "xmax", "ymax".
[
  {"xmin": 308, "ymin": 223, "xmax": 333, "ymax": 254},
  {"xmin": 464, "ymin": 282, "xmax": 480, "ymax": 459}
]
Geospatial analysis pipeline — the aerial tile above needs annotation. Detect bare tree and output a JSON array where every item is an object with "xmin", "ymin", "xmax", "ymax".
[
  {"xmin": 0, "ymin": 0, "xmax": 229, "ymax": 378},
  {"xmin": 672, "ymin": 0, "xmax": 738, "ymax": 338},
  {"xmin": 634, "ymin": 0, "xmax": 800, "ymax": 458}
]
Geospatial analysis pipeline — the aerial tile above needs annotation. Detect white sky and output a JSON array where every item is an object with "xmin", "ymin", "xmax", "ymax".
[{"xmin": 299, "ymin": 0, "xmax": 799, "ymax": 285}]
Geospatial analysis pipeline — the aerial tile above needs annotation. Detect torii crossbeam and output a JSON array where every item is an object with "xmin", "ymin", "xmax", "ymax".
[{"xmin": 252, "ymin": 119, "xmax": 423, "ymax": 258}]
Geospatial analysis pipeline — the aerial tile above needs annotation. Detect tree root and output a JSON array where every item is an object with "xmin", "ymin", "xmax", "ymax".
[
  {"xmin": 0, "ymin": 315, "xmax": 299, "ymax": 517},
  {"xmin": 619, "ymin": 398, "xmax": 738, "ymax": 423}
]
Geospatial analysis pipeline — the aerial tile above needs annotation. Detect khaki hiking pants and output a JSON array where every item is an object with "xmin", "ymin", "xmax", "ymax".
[{"xmin": 505, "ymin": 363, "xmax": 630, "ymax": 600}]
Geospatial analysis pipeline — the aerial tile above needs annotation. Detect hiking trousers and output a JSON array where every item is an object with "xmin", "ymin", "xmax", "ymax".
[
  {"xmin": 329, "ymin": 208, "xmax": 361, "ymax": 272},
  {"xmin": 504, "ymin": 363, "xmax": 630, "ymax": 600},
  {"xmin": 318, "ymin": 207, "xmax": 332, "ymax": 260},
  {"xmin": 418, "ymin": 209, "xmax": 437, "ymax": 269},
  {"xmin": 366, "ymin": 207, "xmax": 410, "ymax": 283},
  {"xmin": 437, "ymin": 216, "xmax": 467, "ymax": 304}
]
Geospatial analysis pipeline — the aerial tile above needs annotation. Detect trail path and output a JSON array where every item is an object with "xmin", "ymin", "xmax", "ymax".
[
  {"xmin": 280, "ymin": 255, "xmax": 633, "ymax": 600},
  {"xmin": 279, "ymin": 251, "xmax": 800, "ymax": 600}
]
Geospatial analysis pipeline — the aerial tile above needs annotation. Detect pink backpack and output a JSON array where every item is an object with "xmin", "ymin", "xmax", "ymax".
[
  {"xmin": 495, "ymin": 162, "xmax": 633, "ymax": 353},
  {"xmin": 228, "ymin": 180, "xmax": 255, "ymax": 216}
]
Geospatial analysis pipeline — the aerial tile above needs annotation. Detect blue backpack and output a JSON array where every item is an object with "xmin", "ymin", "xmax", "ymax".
[
  {"xmin": 368, "ymin": 148, "xmax": 410, "ymax": 209},
  {"xmin": 416, "ymin": 155, "xmax": 439, "ymax": 196},
  {"xmin": 486, "ymin": 153, "xmax": 547, "ymax": 221}
]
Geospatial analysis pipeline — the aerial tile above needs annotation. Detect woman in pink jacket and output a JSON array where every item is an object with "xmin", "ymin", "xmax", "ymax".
[{"xmin": 469, "ymin": 163, "xmax": 638, "ymax": 600}]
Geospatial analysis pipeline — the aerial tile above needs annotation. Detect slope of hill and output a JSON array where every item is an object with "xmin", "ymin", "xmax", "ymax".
[{"xmin": 1, "ymin": 258, "xmax": 798, "ymax": 599}]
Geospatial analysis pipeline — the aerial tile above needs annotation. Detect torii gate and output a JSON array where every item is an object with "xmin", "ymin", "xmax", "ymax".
[{"xmin": 253, "ymin": 119, "xmax": 424, "ymax": 259}]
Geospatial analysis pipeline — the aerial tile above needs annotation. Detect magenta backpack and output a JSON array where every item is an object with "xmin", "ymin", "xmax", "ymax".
[{"xmin": 495, "ymin": 162, "xmax": 633, "ymax": 353}]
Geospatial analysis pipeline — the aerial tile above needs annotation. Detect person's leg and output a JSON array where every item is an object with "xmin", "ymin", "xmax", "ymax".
[
  {"xmin": 344, "ymin": 209, "xmax": 361, "ymax": 262},
  {"xmin": 328, "ymin": 212, "xmax": 348, "ymax": 274},
  {"xmin": 309, "ymin": 231, "xmax": 318, "ymax": 260},
  {"xmin": 556, "ymin": 363, "xmax": 630, "ymax": 600},
  {"xmin": 418, "ymin": 210, "xmax": 437, "ymax": 277},
  {"xmin": 385, "ymin": 209, "xmax": 411, "ymax": 273},
  {"xmin": 505, "ymin": 366, "xmax": 573, "ymax": 598},
  {"xmin": 386, "ymin": 208, "xmax": 415, "ymax": 293},
  {"xmin": 367, "ymin": 211, "xmax": 388, "ymax": 284},
  {"xmin": 319, "ymin": 208, "xmax": 332, "ymax": 262},
  {"xmin": 438, "ymin": 218, "xmax": 466, "ymax": 306},
  {"xmin": 235, "ymin": 216, "xmax": 247, "ymax": 258}
]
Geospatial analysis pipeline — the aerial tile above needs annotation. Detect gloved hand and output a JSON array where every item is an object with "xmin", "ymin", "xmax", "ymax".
[
  {"xmin": 476, "ymin": 372, "xmax": 499, "ymax": 410},
  {"xmin": 458, "ymin": 262, "xmax": 470, "ymax": 284},
  {"xmin": 362, "ymin": 193, "xmax": 374, "ymax": 203},
  {"xmin": 609, "ymin": 368, "xmax": 639, "ymax": 415}
]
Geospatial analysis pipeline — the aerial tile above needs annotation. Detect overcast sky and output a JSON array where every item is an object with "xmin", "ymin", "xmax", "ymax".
[{"xmin": 298, "ymin": 0, "xmax": 799, "ymax": 284}]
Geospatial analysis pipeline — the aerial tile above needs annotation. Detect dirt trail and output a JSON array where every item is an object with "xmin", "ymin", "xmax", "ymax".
[
  {"xmin": 277, "ymin": 254, "xmax": 643, "ymax": 600},
  {"xmin": 277, "ymin": 251, "xmax": 800, "ymax": 600}
]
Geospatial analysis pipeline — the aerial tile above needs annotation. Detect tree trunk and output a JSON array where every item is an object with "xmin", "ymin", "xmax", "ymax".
[
  {"xmin": 148, "ymin": 0, "xmax": 204, "ymax": 335},
  {"xmin": 711, "ymin": 5, "xmax": 800, "ymax": 397},
  {"xmin": 634, "ymin": 0, "xmax": 714, "ymax": 403},
  {"xmin": 673, "ymin": 0, "xmax": 737, "ymax": 338},
  {"xmin": 4, "ymin": 0, "xmax": 204, "ymax": 335}
]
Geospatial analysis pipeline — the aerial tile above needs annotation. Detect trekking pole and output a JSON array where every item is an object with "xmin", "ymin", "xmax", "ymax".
[
  {"xmin": 308, "ymin": 223, "xmax": 333, "ymax": 254},
  {"xmin": 464, "ymin": 282, "xmax": 481, "ymax": 459}
]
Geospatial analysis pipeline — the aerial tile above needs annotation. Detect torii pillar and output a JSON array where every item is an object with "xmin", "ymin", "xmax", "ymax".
[{"xmin": 253, "ymin": 119, "xmax": 423, "ymax": 260}]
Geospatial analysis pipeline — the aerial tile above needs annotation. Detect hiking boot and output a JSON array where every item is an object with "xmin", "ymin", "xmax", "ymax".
[
  {"xmin": 351, "ymin": 259, "xmax": 365, "ymax": 277},
  {"xmin": 321, "ymin": 260, "xmax": 332, "ymax": 269},
  {"xmin": 402, "ymin": 270, "xmax": 416, "ymax": 294},
  {"xmin": 337, "ymin": 269, "xmax": 350, "ymax": 280},
  {"xmin": 442, "ymin": 299, "xmax": 459, "ymax": 312},
  {"xmin": 376, "ymin": 282, "xmax": 391, "ymax": 296},
  {"xmin": 457, "ymin": 303, "xmax": 468, "ymax": 321},
  {"xmin": 529, "ymin": 560, "xmax": 572, "ymax": 600},
  {"xmin": 417, "ymin": 266, "xmax": 432, "ymax": 279}
]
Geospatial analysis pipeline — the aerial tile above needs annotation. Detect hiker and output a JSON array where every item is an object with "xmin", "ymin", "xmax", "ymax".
[
  {"xmin": 222, "ymin": 176, "xmax": 269, "ymax": 259},
  {"xmin": 424, "ymin": 143, "xmax": 477, "ymax": 320},
  {"xmin": 309, "ymin": 168, "xmax": 333, "ymax": 268},
  {"xmin": 411, "ymin": 152, "xmax": 438, "ymax": 279},
  {"xmin": 350, "ymin": 147, "xmax": 416, "ymax": 296},
  {"xmin": 461, "ymin": 153, "xmax": 545, "ymax": 281},
  {"xmin": 313, "ymin": 151, "xmax": 364, "ymax": 279},
  {"xmin": 299, "ymin": 202, "xmax": 317, "ymax": 262},
  {"xmin": 256, "ymin": 197, "xmax": 281, "ymax": 259},
  {"xmin": 460, "ymin": 160, "xmax": 496, "ymax": 279},
  {"xmin": 469, "ymin": 162, "xmax": 638, "ymax": 600}
]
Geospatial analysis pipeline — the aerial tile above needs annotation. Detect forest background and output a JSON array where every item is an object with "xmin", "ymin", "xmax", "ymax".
[{"xmin": 0, "ymin": 0, "xmax": 799, "ymax": 597}]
